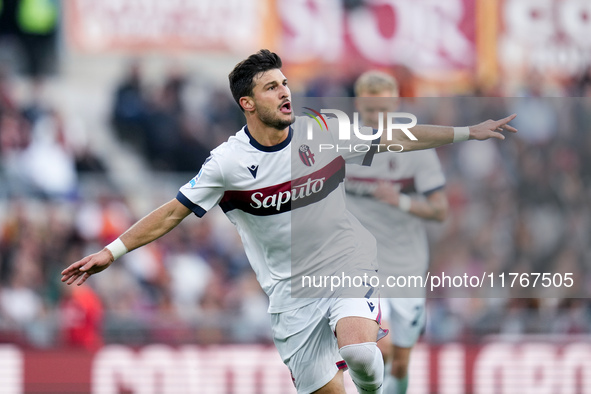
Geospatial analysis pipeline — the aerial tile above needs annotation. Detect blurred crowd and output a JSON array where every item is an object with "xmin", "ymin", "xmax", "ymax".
[
  {"xmin": 1, "ymin": 58, "xmax": 591, "ymax": 350},
  {"xmin": 421, "ymin": 93, "xmax": 591, "ymax": 342},
  {"xmin": 110, "ymin": 61, "xmax": 244, "ymax": 172}
]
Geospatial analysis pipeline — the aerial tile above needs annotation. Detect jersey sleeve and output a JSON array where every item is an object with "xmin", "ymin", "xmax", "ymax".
[
  {"xmin": 414, "ymin": 150, "xmax": 446, "ymax": 195},
  {"xmin": 177, "ymin": 155, "xmax": 225, "ymax": 217},
  {"xmin": 325, "ymin": 116, "xmax": 381, "ymax": 166}
]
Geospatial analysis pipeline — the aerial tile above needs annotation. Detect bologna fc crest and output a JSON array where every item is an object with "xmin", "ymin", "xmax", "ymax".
[{"xmin": 299, "ymin": 145, "xmax": 315, "ymax": 166}]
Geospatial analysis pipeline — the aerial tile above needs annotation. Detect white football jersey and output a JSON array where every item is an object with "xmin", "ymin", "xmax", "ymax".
[
  {"xmin": 345, "ymin": 149, "xmax": 445, "ymax": 278},
  {"xmin": 178, "ymin": 116, "xmax": 379, "ymax": 313}
]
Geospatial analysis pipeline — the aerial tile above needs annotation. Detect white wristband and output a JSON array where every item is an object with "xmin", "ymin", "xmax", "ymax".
[
  {"xmin": 398, "ymin": 193, "xmax": 412, "ymax": 212},
  {"xmin": 105, "ymin": 238, "xmax": 128, "ymax": 260},
  {"xmin": 453, "ymin": 126, "xmax": 470, "ymax": 142}
]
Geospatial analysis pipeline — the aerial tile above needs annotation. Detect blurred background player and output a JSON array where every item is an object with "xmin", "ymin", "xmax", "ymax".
[{"xmin": 345, "ymin": 71, "xmax": 449, "ymax": 393}]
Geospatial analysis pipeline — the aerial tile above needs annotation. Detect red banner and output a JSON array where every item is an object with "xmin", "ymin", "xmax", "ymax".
[
  {"xmin": 277, "ymin": 0, "xmax": 476, "ymax": 75},
  {"xmin": 2, "ymin": 339, "xmax": 591, "ymax": 393},
  {"xmin": 62, "ymin": 0, "xmax": 591, "ymax": 81},
  {"xmin": 64, "ymin": 0, "xmax": 275, "ymax": 53},
  {"xmin": 498, "ymin": 0, "xmax": 591, "ymax": 77},
  {"xmin": 63, "ymin": 0, "xmax": 476, "ymax": 75}
]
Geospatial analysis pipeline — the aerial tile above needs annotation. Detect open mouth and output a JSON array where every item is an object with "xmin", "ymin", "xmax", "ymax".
[{"xmin": 279, "ymin": 101, "xmax": 292, "ymax": 114}]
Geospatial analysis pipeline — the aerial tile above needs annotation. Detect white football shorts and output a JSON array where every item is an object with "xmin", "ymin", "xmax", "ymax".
[
  {"xmin": 380, "ymin": 297, "xmax": 426, "ymax": 348},
  {"xmin": 271, "ymin": 296, "xmax": 388, "ymax": 393}
]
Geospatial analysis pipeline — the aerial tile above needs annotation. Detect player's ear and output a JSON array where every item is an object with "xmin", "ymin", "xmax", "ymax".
[{"xmin": 240, "ymin": 96, "xmax": 255, "ymax": 112}]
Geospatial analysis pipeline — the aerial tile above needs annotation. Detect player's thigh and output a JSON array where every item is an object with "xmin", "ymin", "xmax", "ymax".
[
  {"xmin": 390, "ymin": 345, "xmax": 413, "ymax": 377},
  {"xmin": 312, "ymin": 369, "xmax": 345, "ymax": 394},
  {"xmin": 326, "ymin": 298, "xmax": 386, "ymax": 348},
  {"xmin": 335, "ymin": 316, "xmax": 379, "ymax": 348},
  {"xmin": 271, "ymin": 302, "xmax": 346, "ymax": 394},
  {"xmin": 391, "ymin": 345, "xmax": 412, "ymax": 366},
  {"xmin": 387, "ymin": 297, "xmax": 426, "ymax": 348}
]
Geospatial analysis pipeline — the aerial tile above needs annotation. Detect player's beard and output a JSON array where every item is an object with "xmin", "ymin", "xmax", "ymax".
[{"xmin": 257, "ymin": 105, "xmax": 295, "ymax": 130}]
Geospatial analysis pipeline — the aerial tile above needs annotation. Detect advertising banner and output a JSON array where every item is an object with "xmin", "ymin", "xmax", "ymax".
[{"xmin": 2, "ymin": 339, "xmax": 590, "ymax": 393}]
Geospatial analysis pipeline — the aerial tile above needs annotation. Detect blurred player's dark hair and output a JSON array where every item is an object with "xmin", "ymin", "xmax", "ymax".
[{"xmin": 228, "ymin": 49, "xmax": 282, "ymax": 112}]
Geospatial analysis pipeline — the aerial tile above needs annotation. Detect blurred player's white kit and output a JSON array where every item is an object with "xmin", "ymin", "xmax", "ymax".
[{"xmin": 346, "ymin": 149, "xmax": 446, "ymax": 345}]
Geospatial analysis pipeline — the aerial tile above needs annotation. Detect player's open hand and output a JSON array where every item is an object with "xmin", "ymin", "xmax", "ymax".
[
  {"xmin": 373, "ymin": 181, "xmax": 400, "ymax": 206},
  {"xmin": 469, "ymin": 114, "xmax": 518, "ymax": 141},
  {"xmin": 61, "ymin": 249, "xmax": 114, "ymax": 286}
]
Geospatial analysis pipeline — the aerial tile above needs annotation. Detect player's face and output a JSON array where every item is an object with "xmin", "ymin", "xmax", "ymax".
[
  {"xmin": 355, "ymin": 91, "xmax": 399, "ymax": 129},
  {"xmin": 251, "ymin": 68, "xmax": 295, "ymax": 130}
]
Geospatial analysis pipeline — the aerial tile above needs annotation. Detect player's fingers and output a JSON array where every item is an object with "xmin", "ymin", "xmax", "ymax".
[
  {"xmin": 374, "ymin": 181, "xmax": 394, "ymax": 197},
  {"xmin": 61, "ymin": 257, "xmax": 90, "ymax": 275},
  {"xmin": 494, "ymin": 114, "xmax": 517, "ymax": 129},
  {"xmin": 372, "ymin": 181, "xmax": 385, "ymax": 192},
  {"xmin": 61, "ymin": 265, "xmax": 84, "ymax": 282},
  {"xmin": 68, "ymin": 270, "xmax": 91, "ymax": 286},
  {"xmin": 76, "ymin": 272, "xmax": 90, "ymax": 286},
  {"xmin": 500, "ymin": 124, "xmax": 518, "ymax": 133},
  {"xmin": 66, "ymin": 272, "xmax": 82, "ymax": 285},
  {"xmin": 497, "ymin": 113, "xmax": 516, "ymax": 124},
  {"xmin": 79, "ymin": 259, "xmax": 97, "ymax": 272},
  {"xmin": 489, "ymin": 131, "xmax": 505, "ymax": 140},
  {"xmin": 61, "ymin": 264, "xmax": 80, "ymax": 276}
]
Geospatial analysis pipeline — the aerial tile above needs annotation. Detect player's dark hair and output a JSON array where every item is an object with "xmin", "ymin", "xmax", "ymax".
[{"xmin": 228, "ymin": 49, "xmax": 283, "ymax": 112}]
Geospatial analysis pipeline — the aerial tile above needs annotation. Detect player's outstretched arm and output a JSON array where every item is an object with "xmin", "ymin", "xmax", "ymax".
[
  {"xmin": 378, "ymin": 114, "xmax": 518, "ymax": 152},
  {"xmin": 373, "ymin": 182, "xmax": 448, "ymax": 222},
  {"xmin": 61, "ymin": 198, "xmax": 192, "ymax": 286}
]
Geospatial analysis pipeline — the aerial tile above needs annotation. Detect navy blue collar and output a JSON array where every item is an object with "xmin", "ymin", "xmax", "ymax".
[{"xmin": 244, "ymin": 125, "xmax": 292, "ymax": 152}]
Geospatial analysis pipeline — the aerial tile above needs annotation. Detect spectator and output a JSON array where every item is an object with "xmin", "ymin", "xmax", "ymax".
[
  {"xmin": 111, "ymin": 60, "xmax": 149, "ymax": 154},
  {"xmin": 59, "ymin": 284, "xmax": 104, "ymax": 351}
]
